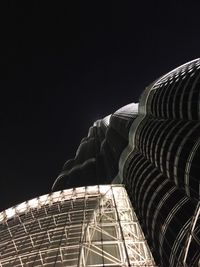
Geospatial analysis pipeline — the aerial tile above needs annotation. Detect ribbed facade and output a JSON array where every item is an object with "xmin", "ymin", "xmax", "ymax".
[
  {"xmin": 52, "ymin": 59, "xmax": 200, "ymax": 266},
  {"xmin": 52, "ymin": 103, "xmax": 138, "ymax": 190},
  {"xmin": 0, "ymin": 185, "xmax": 156, "ymax": 266},
  {"xmin": 121, "ymin": 59, "xmax": 200, "ymax": 266},
  {"xmin": 1, "ymin": 59, "xmax": 199, "ymax": 266}
]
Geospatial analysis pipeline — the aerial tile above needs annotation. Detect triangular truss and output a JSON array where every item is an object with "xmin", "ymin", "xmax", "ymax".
[{"xmin": 0, "ymin": 185, "xmax": 156, "ymax": 266}]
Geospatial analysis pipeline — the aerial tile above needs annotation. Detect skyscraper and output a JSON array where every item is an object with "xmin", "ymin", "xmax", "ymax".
[{"xmin": 0, "ymin": 59, "xmax": 199, "ymax": 266}]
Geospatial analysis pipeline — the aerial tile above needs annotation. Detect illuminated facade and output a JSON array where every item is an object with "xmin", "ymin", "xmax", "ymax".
[
  {"xmin": 0, "ymin": 185, "xmax": 155, "ymax": 266},
  {"xmin": 53, "ymin": 59, "xmax": 200, "ymax": 266},
  {"xmin": 120, "ymin": 59, "xmax": 200, "ymax": 266},
  {"xmin": 0, "ymin": 59, "xmax": 199, "ymax": 266}
]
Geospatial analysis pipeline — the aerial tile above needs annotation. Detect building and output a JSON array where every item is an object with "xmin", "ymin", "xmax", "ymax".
[
  {"xmin": 0, "ymin": 185, "xmax": 156, "ymax": 266},
  {"xmin": 0, "ymin": 59, "xmax": 200, "ymax": 266},
  {"xmin": 120, "ymin": 59, "xmax": 200, "ymax": 266}
]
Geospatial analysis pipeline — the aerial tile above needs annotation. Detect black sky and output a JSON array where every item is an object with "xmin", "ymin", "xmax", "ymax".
[{"xmin": 0, "ymin": 1, "xmax": 200, "ymax": 211}]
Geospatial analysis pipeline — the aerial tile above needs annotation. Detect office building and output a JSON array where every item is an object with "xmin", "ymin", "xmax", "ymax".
[{"xmin": 0, "ymin": 59, "xmax": 200, "ymax": 266}]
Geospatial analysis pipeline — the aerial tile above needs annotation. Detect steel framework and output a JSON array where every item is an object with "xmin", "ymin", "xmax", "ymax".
[{"xmin": 0, "ymin": 185, "xmax": 156, "ymax": 266}]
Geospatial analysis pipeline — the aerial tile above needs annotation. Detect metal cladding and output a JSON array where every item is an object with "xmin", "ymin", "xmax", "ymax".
[
  {"xmin": 121, "ymin": 59, "xmax": 200, "ymax": 266},
  {"xmin": 0, "ymin": 185, "xmax": 156, "ymax": 266},
  {"xmin": 52, "ymin": 59, "xmax": 200, "ymax": 266},
  {"xmin": 0, "ymin": 59, "xmax": 199, "ymax": 267},
  {"xmin": 52, "ymin": 103, "xmax": 139, "ymax": 191}
]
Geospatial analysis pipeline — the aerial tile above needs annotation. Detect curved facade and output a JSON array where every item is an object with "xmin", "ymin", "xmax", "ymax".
[
  {"xmin": 1, "ymin": 59, "xmax": 199, "ymax": 266},
  {"xmin": 52, "ymin": 103, "xmax": 138, "ymax": 191},
  {"xmin": 52, "ymin": 59, "xmax": 200, "ymax": 266},
  {"xmin": 0, "ymin": 185, "xmax": 155, "ymax": 266},
  {"xmin": 121, "ymin": 59, "xmax": 200, "ymax": 266}
]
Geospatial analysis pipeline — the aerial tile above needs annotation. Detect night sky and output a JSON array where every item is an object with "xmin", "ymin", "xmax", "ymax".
[{"xmin": 0, "ymin": 1, "xmax": 200, "ymax": 211}]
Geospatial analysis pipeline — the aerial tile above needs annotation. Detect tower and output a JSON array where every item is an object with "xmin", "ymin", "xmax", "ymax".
[{"xmin": 0, "ymin": 59, "xmax": 199, "ymax": 266}]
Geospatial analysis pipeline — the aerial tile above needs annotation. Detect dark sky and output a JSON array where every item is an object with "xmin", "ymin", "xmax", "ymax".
[{"xmin": 0, "ymin": 1, "xmax": 200, "ymax": 211}]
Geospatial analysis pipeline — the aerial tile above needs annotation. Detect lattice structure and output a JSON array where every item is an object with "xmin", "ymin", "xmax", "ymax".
[{"xmin": 0, "ymin": 185, "xmax": 156, "ymax": 266}]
